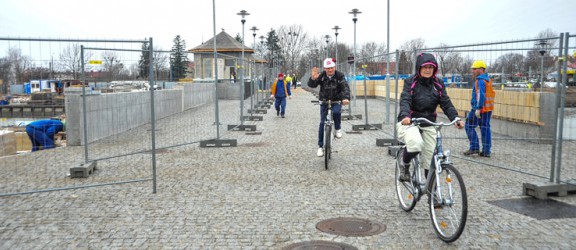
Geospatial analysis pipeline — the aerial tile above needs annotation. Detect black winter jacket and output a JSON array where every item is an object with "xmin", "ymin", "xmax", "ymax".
[
  {"xmin": 307, "ymin": 70, "xmax": 351, "ymax": 102},
  {"xmin": 397, "ymin": 53, "xmax": 459, "ymax": 124}
]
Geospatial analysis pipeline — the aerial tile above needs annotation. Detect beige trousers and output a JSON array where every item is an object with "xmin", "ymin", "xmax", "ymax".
[{"xmin": 396, "ymin": 122, "xmax": 437, "ymax": 169}]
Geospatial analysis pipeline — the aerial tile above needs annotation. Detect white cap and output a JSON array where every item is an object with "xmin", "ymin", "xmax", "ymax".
[{"xmin": 323, "ymin": 58, "xmax": 336, "ymax": 68}]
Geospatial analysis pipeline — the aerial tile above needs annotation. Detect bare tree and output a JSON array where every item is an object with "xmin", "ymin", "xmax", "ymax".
[
  {"xmin": 102, "ymin": 51, "xmax": 123, "ymax": 82},
  {"xmin": 278, "ymin": 25, "xmax": 307, "ymax": 75},
  {"xmin": 7, "ymin": 48, "xmax": 32, "ymax": 84},
  {"xmin": 59, "ymin": 44, "xmax": 93, "ymax": 80},
  {"xmin": 0, "ymin": 58, "xmax": 10, "ymax": 94},
  {"xmin": 153, "ymin": 49, "xmax": 169, "ymax": 80},
  {"xmin": 434, "ymin": 43, "xmax": 455, "ymax": 78},
  {"xmin": 359, "ymin": 42, "xmax": 387, "ymax": 74},
  {"xmin": 443, "ymin": 52, "xmax": 464, "ymax": 76},
  {"xmin": 400, "ymin": 38, "xmax": 426, "ymax": 74},
  {"xmin": 454, "ymin": 55, "xmax": 473, "ymax": 82},
  {"xmin": 493, "ymin": 53, "xmax": 526, "ymax": 77}
]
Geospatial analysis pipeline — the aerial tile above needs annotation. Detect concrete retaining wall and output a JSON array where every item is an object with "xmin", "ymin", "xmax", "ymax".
[{"xmin": 66, "ymin": 82, "xmax": 215, "ymax": 146}]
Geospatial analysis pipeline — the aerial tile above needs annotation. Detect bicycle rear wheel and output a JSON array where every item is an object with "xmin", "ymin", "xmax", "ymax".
[
  {"xmin": 395, "ymin": 147, "xmax": 417, "ymax": 211},
  {"xmin": 429, "ymin": 164, "xmax": 468, "ymax": 242},
  {"xmin": 324, "ymin": 124, "xmax": 332, "ymax": 170}
]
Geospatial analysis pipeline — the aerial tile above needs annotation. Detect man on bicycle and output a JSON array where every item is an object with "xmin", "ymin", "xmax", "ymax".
[
  {"xmin": 308, "ymin": 58, "xmax": 350, "ymax": 157},
  {"xmin": 397, "ymin": 53, "xmax": 464, "ymax": 181}
]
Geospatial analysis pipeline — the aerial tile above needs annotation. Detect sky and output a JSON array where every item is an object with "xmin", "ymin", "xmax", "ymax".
[{"xmin": 0, "ymin": 0, "xmax": 574, "ymax": 55}]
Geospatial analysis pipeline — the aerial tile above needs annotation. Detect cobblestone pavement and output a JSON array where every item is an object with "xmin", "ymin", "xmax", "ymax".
[{"xmin": 1, "ymin": 88, "xmax": 575, "ymax": 249}]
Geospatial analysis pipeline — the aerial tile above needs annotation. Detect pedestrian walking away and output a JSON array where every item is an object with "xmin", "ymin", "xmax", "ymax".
[
  {"xmin": 25, "ymin": 114, "xmax": 66, "ymax": 152},
  {"xmin": 464, "ymin": 60, "xmax": 495, "ymax": 157},
  {"xmin": 308, "ymin": 58, "xmax": 350, "ymax": 157},
  {"xmin": 271, "ymin": 73, "xmax": 292, "ymax": 118},
  {"xmin": 285, "ymin": 74, "xmax": 293, "ymax": 89},
  {"xmin": 396, "ymin": 53, "xmax": 464, "ymax": 181}
]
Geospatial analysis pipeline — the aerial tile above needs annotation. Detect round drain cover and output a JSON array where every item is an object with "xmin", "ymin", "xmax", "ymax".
[
  {"xmin": 316, "ymin": 217, "xmax": 386, "ymax": 236},
  {"xmin": 283, "ymin": 240, "xmax": 357, "ymax": 250}
]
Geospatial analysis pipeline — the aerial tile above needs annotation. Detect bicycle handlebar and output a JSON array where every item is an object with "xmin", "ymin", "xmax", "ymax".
[
  {"xmin": 411, "ymin": 117, "xmax": 461, "ymax": 127},
  {"xmin": 318, "ymin": 100, "xmax": 342, "ymax": 105}
]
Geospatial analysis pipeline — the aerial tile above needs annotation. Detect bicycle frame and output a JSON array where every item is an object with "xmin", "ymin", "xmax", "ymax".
[
  {"xmin": 410, "ymin": 119, "xmax": 455, "ymax": 198},
  {"xmin": 395, "ymin": 117, "xmax": 467, "ymax": 242},
  {"xmin": 321, "ymin": 100, "xmax": 341, "ymax": 170}
]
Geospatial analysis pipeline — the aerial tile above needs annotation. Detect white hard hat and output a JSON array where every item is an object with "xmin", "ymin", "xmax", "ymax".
[{"xmin": 323, "ymin": 58, "xmax": 336, "ymax": 68}]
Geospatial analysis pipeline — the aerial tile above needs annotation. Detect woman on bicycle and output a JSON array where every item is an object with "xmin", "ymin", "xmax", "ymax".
[
  {"xmin": 397, "ymin": 53, "xmax": 464, "ymax": 181},
  {"xmin": 308, "ymin": 58, "xmax": 350, "ymax": 157}
]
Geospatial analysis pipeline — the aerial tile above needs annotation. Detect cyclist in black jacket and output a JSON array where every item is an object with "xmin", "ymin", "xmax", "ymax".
[
  {"xmin": 308, "ymin": 58, "xmax": 351, "ymax": 157},
  {"xmin": 397, "ymin": 53, "xmax": 464, "ymax": 181}
]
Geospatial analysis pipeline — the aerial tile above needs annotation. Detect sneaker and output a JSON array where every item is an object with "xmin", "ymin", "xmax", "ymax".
[
  {"xmin": 399, "ymin": 162, "xmax": 411, "ymax": 182},
  {"xmin": 335, "ymin": 130, "xmax": 343, "ymax": 138},
  {"xmin": 479, "ymin": 152, "xmax": 491, "ymax": 157},
  {"xmin": 463, "ymin": 149, "xmax": 480, "ymax": 156},
  {"xmin": 317, "ymin": 147, "xmax": 324, "ymax": 157}
]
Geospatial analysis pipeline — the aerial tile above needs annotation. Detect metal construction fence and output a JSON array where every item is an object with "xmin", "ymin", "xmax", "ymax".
[
  {"xmin": 0, "ymin": 37, "xmax": 270, "ymax": 196},
  {"xmin": 306, "ymin": 32, "xmax": 576, "ymax": 193},
  {"xmin": 1, "ymin": 32, "xmax": 575, "ymax": 197}
]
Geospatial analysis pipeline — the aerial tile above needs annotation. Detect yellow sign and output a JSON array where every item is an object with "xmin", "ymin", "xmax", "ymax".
[{"xmin": 89, "ymin": 60, "xmax": 102, "ymax": 65}]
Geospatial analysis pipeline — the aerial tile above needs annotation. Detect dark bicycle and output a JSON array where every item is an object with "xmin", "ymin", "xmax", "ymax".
[
  {"xmin": 320, "ymin": 100, "xmax": 341, "ymax": 170},
  {"xmin": 395, "ymin": 117, "xmax": 468, "ymax": 242}
]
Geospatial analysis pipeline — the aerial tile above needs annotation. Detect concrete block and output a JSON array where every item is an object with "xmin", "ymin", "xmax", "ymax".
[
  {"xmin": 523, "ymin": 182, "xmax": 576, "ymax": 200},
  {"xmin": 70, "ymin": 161, "xmax": 97, "ymax": 178},
  {"xmin": 376, "ymin": 138, "xmax": 396, "ymax": 147},
  {"xmin": 200, "ymin": 139, "xmax": 237, "ymax": 147},
  {"xmin": 352, "ymin": 124, "xmax": 382, "ymax": 131}
]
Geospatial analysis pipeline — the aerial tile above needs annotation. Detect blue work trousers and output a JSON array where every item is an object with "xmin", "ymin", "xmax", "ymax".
[
  {"xmin": 465, "ymin": 111, "xmax": 492, "ymax": 154},
  {"xmin": 26, "ymin": 126, "xmax": 56, "ymax": 151},
  {"xmin": 318, "ymin": 103, "xmax": 342, "ymax": 147},
  {"xmin": 274, "ymin": 97, "xmax": 287, "ymax": 115}
]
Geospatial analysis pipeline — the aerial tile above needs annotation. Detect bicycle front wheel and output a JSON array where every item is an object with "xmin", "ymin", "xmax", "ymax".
[
  {"xmin": 324, "ymin": 124, "xmax": 332, "ymax": 170},
  {"xmin": 395, "ymin": 147, "xmax": 417, "ymax": 211},
  {"xmin": 429, "ymin": 164, "xmax": 468, "ymax": 242}
]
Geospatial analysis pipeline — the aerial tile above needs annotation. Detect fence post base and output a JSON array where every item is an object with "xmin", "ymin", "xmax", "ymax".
[
  {"xmin": 200, "ymin": 139, "xmax": 237, "ymax": 148},
  {"xmin": 70, "ymin": 161, "xmax": 97, "ymax": 178},
  {"xmin": 523, "ymin": 181, "xmax": 576, "ymax": 200}
]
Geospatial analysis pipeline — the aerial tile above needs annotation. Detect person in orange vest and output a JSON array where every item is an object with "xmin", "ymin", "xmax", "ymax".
[{"xmin": 464, "ymin": 60, "xmax": 495, "ymax": 157}]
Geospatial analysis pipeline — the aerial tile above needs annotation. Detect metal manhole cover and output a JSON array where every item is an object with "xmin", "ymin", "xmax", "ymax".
[
  {"xmin": 316, "ymin": 217, "xmax": 386, "ymax": 236},
  {"xmin": 283, "ymin": 240, "xmax": 357, "ymax": 250}
]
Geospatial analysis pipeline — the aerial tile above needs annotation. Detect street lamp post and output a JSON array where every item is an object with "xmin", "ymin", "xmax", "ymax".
[
  {"xmin": 250, "ymin": 26, "xmax": 259, "ymax": 110},
  {"xmin": 324, "ymin": 35, "xmax": 330, "ymax": 59},
  {"xmin": 332, "ymin": 26, "xmax": 340, "ymax": 69},
  {"xmin": 385, "ymin": 0, "xmax": 391, "ymax": 124},
  {"xmin": 536, "ymin": 39, "xmax": 549, "ymax": 92},
  {"xmin": 237, "ymin": 10, "xmax": 250, "ymax": 125},
  {"xmin": 349, "ymin": 8, "xmax": 361, "ymax": 111},
  {"xmin": 259, "ymin": 35, "xmax": 267, "ymax": 95}
]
